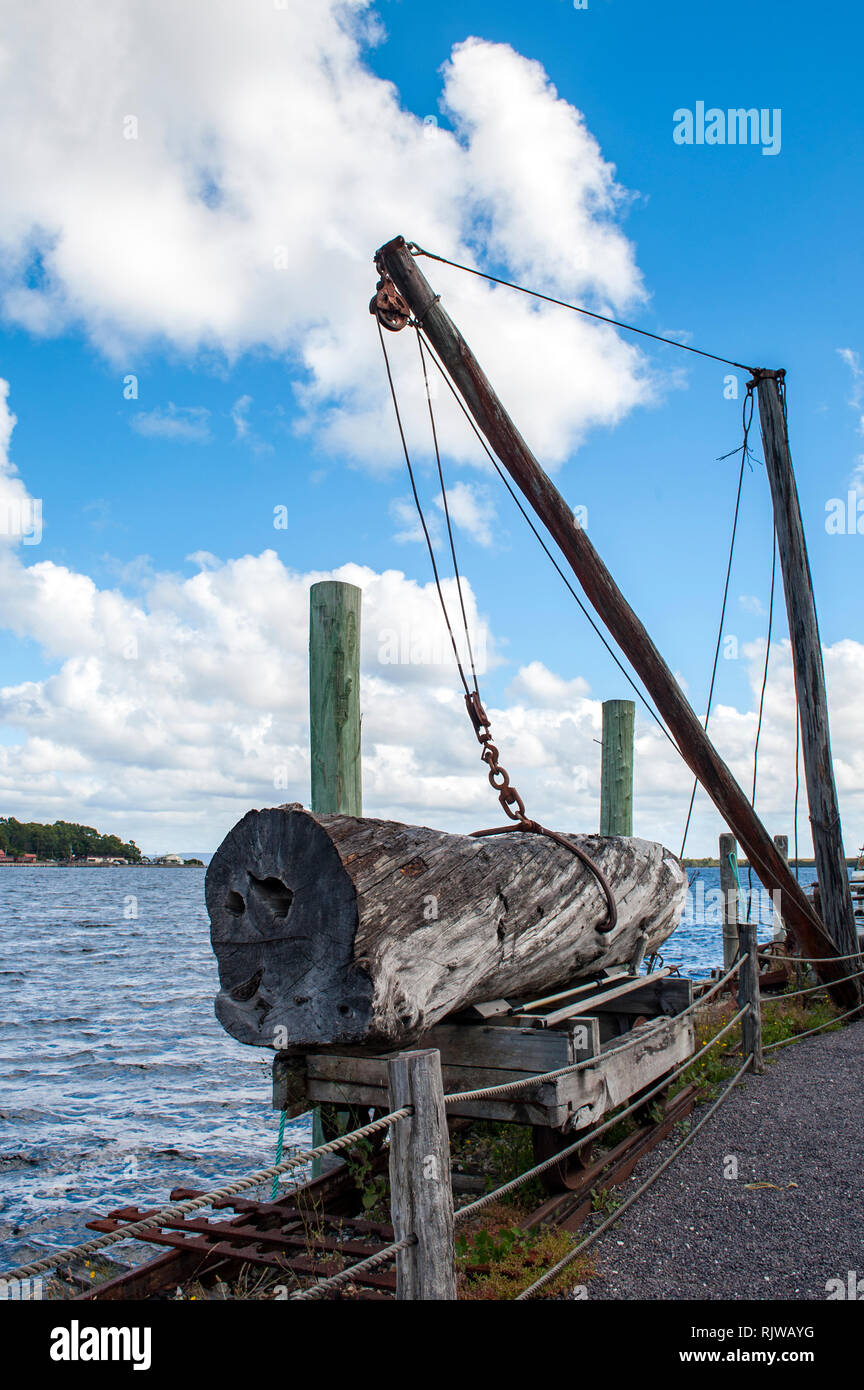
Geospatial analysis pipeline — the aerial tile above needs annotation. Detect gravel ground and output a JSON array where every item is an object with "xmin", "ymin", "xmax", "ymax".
[{"xmin": 588, "ymin": 1021, "xmax": 864, "ymax": 1300}]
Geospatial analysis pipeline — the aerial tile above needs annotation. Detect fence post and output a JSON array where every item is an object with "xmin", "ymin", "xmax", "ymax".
[
  {"xmin": 719, "ymin": 833, "xmax": 739, "ymax": 972},
  {"xmin": 737, "ymin": 915, "xmax": 764, "ymax": 1074},
  {"xmin": 387, "ymin": 1048, "xmax": 457, "ymax": 1300},
  {"xmin": 772, "ymin": 834, "xmax": 789, "ymax": 941},
  {"xmin": 600, "ymin": 699, "xmax": 635, "ymax": 836}
]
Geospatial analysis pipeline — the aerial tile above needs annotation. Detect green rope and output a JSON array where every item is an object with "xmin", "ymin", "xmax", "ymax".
[{"xmin": 271, "ymin": 1109, "xmax": 287, "ymax": 1201}]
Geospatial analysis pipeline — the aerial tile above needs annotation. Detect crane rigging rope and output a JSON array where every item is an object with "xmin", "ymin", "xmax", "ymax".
[
  {"xmin": 375, "ymin": 313, "xmax": 617, "ymax": 932},
  {"xmin": 406, "ymin": 243, "xmax": 759, "ymax": 374},
  {"xmin": 373, "ymin": 248, "xmax": 805, "ymax": 936},
  {"xmin": 679, "ymin": 384, "xmax": 759, "ymax": 858}
]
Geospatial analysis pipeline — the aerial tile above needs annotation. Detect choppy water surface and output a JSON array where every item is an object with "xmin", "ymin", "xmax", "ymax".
[{"xmin": 0, "ymin": 862, "xmax": 819, "ymax": 1269}]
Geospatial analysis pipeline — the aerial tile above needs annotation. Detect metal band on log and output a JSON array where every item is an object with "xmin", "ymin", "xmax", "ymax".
[{"xmin": 207, "ymin": 804, "xmax": 687, "ymax": 1049}]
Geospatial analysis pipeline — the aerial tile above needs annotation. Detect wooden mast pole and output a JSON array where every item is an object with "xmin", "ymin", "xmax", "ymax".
[
  {"xmin": 753, "ymin": 372, "xmax": 858, "ymax": 964},
  {"xmin": 374, "ymin": 235, "xmax": 858, "ymax": 1007}
]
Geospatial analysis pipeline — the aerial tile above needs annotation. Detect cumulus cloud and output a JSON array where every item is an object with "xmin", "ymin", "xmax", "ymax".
[
  {"xmin": 2, "ymin": 373, "xmax": 862, "ymax": 858},
  {"xmin": 0, "ymin": 2, "xmax": 654, "ymax": 471},
  {"xmin": 434, "ymin": 480, "xmax": 497, "ymax": 548}
]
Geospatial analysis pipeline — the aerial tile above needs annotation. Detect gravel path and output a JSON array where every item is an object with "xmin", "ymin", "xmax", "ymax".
[{"xmin": 588, "ymin": 1022, "xmax": 864, "ymax": 1300}]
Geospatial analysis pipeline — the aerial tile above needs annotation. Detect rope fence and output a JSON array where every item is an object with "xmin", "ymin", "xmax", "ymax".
[
  {"xmin": 454, "ymin": 1006, "xmax": 748, "ymax": 1222},
  {"xmin": 514, "ymin": 1055, "xmax": 753, "ymax": 1299},
  {"xmin": 4, "ymin": 933, "xmax": 860, "ymax": 1301},
  {"xmin": 287, "ymin": 1237, "xmax": 415, "ymax": 1301},
  {"xmin": 760, "ymin": 964, "xmax": 864, "ymax": 1005},
  {"xmin": 0, "ymin": 1106, "xmax": 411, "ymax": 1284}
]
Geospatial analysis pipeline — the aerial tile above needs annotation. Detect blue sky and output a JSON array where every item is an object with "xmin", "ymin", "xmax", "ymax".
[{"xmin": 0, "ymin": 0, "xmax": 861, "ymax": 856}]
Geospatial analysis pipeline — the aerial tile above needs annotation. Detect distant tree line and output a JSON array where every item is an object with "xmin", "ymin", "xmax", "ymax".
[{"xmin": 0, "ymin": 818, "xmax": 142, "ymax": 862}]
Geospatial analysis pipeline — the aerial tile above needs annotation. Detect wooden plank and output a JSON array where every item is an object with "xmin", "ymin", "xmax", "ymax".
[
  {"xmin": 513, "ymin": 970, "xmax": 629, "ymax": 1013},
  {"xmin": 375, "ymin": 235, "xmax": 854, "ymax": 998},
  {"xmin": 514, "ymin": 969, "xmax": 671, "ymax": 1026},
  {"xmin": 584, "ymin": 976, "xmax": 692, "ymax": 1017},
  {"xmin": 307, "ymin": 1054, "xmax": 563, "ymax": 1106},
  {"xmin": 422, "ymin": 1017, "xmax": 598, "ymax": 1069},
  {"xmin": 387, "ymin": 1049, "xmax": 457, "ymax": 1300},
  {"xmin": 600, "ymin": 699, "xmax": 635, "ymax": 836}
]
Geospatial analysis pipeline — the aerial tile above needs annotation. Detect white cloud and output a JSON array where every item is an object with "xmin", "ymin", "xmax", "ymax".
[
  {"xmin": 3, "ymin": 523, "xmax": 864, "ymax": 857},
  {"xmin": 434, "ymin": 480, "xmax": 497, "ymax": 547},
  {"xmin": 130, "ymin": 403, "xmax": 211, "ymax": 443},
  {"xmin": 3, "ymin": 375, "xmax": 861, "ymax": 860},
  {"xmin": 0, "ymin": 4, "xmax": 655, "ymax": 470},
  {"xmin": 739, "ymin": 593, "xmax": 767, "ymax": 616}
]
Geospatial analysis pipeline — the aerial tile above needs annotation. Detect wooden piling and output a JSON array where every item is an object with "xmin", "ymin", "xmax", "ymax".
[
  {"xmin": 754, "ymin": 374, "xmax": 859, "ymax": 975},
  {"xmin": 600, "ymin": 699, "xmax": 635, "ymax": 837},
  {"xmin": 309, "ymin": 580, "xmax": 362, "ymax": 1161},
  {"xmin": 719, "ymin": 833, "xmax": 739, "ymax": 972},
  {"xmin": 772, "ymin": 834, "xmax": 788, "ymax": 941},
  {"xmin": 309, "ymin": 580, "xmax": 362, "ymax": 816},
  {"xmin": 387, "ymin": 1049, "xmax": 457, "ymax": 1300},
  {"xmin": 737, "ymin": 915, "xmax": 764, "ymax": 1074}
]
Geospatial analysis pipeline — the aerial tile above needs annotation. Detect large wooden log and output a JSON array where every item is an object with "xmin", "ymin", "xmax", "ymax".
[{"xmin": 207, "ymin": 804, "xmax": 687, "ymax": 1050}]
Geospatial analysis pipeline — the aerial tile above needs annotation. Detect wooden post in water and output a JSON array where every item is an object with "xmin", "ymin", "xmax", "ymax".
[
  {"xmin": 309, "ymin": 580, "xmax": 363, "ymax": 1161},
  {"xmin": 754, "ymin": 373, "xmax": 858, "ymax": 975},
  {"xmin": 309, "ymin": 580, "xmax": 362, "ymax": 816},
  {"xmin": 719, "ymin": 833, "xmax": 739, "ymax": 972},
  {"xmin": 737, "ymin": 914, "xmax": 764, "ymax": 1074},
  {"xmin": 600, "ymin": 699, "xmax": 635, "ymax": 836},
  {"xmin": 387, "ymin": 1049, "xmax": 456, "ymax": 1300},
  {"xmin": 772, "ymin": 834, "xmax": 789, "ymax": 941}
]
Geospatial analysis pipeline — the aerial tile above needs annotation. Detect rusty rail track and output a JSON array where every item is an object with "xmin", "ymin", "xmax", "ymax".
[{"xmin": 74, "ymin": 1085, "xmax": 698, "ymax": 1301}]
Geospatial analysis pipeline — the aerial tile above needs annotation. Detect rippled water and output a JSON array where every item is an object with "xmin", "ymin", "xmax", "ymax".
[
  {"xmin": 0, "ymin": 867, "xmax": 311, "ymax": 1271},
  {"xmin": 0, "ymin": 861, "xmax": 820, "ymax": 1270}
]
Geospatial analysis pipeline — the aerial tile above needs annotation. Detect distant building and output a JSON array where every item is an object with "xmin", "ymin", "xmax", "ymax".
[
  {"xmin": 157, "ymin": 853, "xmax": 184, "ymax": 866},
  {"xmin": 16, "ymin": 853, "xmax": 37, "ymax": 863}
]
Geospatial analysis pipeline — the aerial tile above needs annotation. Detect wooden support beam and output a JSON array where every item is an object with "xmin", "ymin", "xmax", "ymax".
[
  {"xmin": 754, "ymin": 373, "xmax": 859, "ymax": 972},
  {"xmin": 600, "ymin": 699, "xmax": 635, "ymax": 836},
  {"xmin": 309, "ymin": 580, "xmax": 362, "ymax": 816},
  {"xmin": 719, "ymin": 833, "xmax": 739, "ymax": 972},
  {"xmin": 737, "ymin": 917, "xmax": 764, "ymax": 1074},
  {"xmin": 374, "ymin": 236, "xmax": 857, "ymax": 1007},
  {"xmin": 773, "ymin": 834, "xmax": 789, "ymax": 941},
  {"xmin": 387, "ymin": 1049, "xmax": 457, "ymax": 1300}
]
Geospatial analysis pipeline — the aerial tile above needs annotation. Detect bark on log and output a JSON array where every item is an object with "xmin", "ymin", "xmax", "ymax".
[{"xmin": 207, "ymin": 804, "xmax": 687, "ymax": 1050}]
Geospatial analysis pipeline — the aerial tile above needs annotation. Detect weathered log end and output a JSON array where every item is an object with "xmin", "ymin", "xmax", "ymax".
[
  {"xmin": 207, "ymin": 805, "xmax": 374, "ymax": 1049},
  {"xmin": 207, "ymin": 805, "xmax": 688, "ymax": 1050}
]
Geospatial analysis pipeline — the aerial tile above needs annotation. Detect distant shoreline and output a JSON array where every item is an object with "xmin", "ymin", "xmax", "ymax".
[
  {"xmin": 0, "ymin": 860, "xmax": 205, "ymax": 868},
  {"xmin": 682, "ymin": 858, "xmax": 857, "ymax": 868}
]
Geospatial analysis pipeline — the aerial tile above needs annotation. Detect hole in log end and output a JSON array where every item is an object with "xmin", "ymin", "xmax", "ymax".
[
  {"xmin": 225, "ymin": 890, "xmax": 246, "ymax": 916},
  {"xmin": 247, "ymin": 872, "xmax": 294, "ymax": 919}
]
